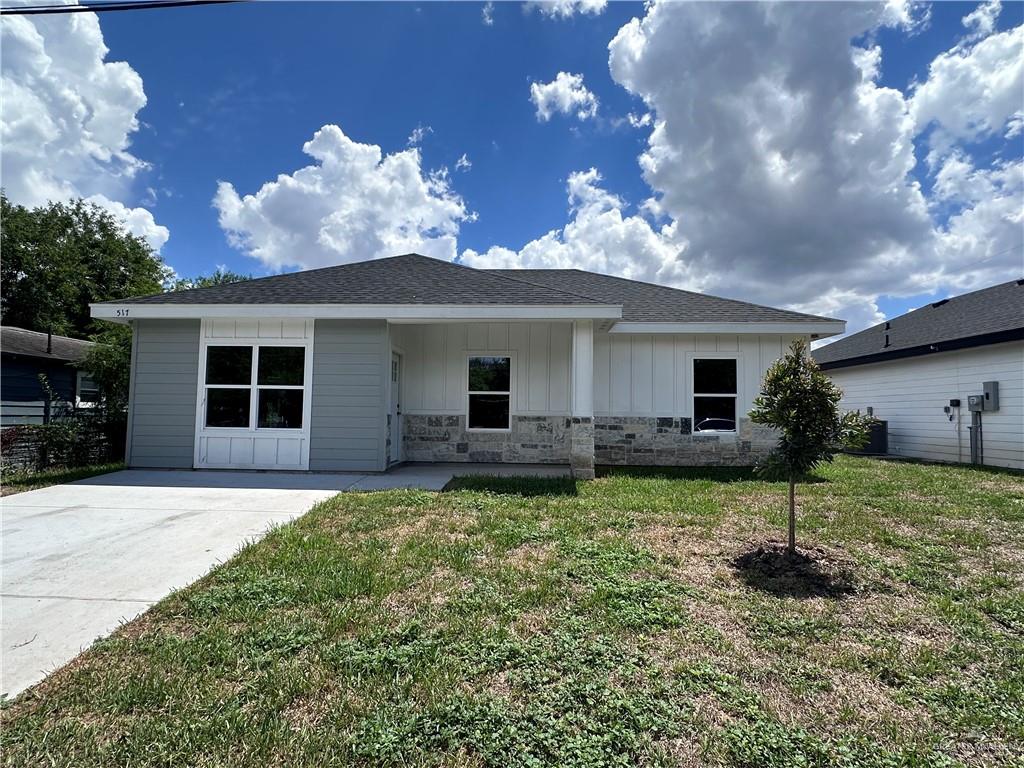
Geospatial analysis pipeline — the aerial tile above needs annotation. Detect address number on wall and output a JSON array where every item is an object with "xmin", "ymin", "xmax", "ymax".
[{"xmin": 115, "ymin": 308, "xmax": 130, "ymax": 317}]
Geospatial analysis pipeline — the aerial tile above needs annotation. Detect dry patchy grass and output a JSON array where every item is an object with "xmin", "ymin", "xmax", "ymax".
[{"xmin": 2, "ymin": 456, "xmax": 1022, "ymax": 768}]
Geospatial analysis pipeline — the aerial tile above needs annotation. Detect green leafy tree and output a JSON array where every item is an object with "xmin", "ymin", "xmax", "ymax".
[
  {"xmin": 0, "ymin": 194, "xmax": 170, "ymax": 338},
  {"xmin": 81, "ymin": 325, "xmax": 134, "ymax": 414},
  {"xmin": 81, "ymin": 270, "xmax": 252, "ymax": 410},
  {"xmin": 170, "ymin": 268, "xmax": 251, "ymax": 292},
  {"xmin": 749, "ymin": 338, "xmax": 873, "ymax": 554}
]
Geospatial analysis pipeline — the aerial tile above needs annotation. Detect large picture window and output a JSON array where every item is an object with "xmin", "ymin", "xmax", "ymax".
[
  {"xmin": 204, "ymin": 345, "xmax": 305, "ymax": 430},
  {"xmin": 693, "ymin": 358, "xmax": 737, "ymax": 433},
  {"xmin": 468, "ymin": 355, "xmax": 511, "ymax": 430}
]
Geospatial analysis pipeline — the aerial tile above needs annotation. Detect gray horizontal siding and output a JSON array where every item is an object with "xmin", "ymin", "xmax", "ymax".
[
  {"xmin": 308, "ymin": 320, "xmax": 387, "ymax": 471},
  {"xmin": 127, "ymin": 319, "xmax": 199, "ymax": 468}
]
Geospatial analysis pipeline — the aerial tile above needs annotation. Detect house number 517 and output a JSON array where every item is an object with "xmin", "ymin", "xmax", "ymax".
[{"xmin": 116, "ymin": 308, "xmax": 130, "ymax": 317}]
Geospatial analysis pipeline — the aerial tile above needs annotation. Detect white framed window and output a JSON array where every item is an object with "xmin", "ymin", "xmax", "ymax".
[
  {"xmin": 467, "ymin": 354, "xmax": 512, "ymax": 430},
  {"xmin": 692, "ymin": 357, "xmax": 738, "ymax": 433},
  {"xmin": 76, "ymin": 371, "xmax": 100, "ymax": 407},
  {"xmin": 203, "ymin": 344, "xmax": 306, "ymax": 430}
]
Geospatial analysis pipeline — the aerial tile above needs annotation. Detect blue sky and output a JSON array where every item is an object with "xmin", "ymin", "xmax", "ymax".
[
  {"xmin": 100, "ymin": 2, "xmax": 649, "ymax": 268},
  {"xmin": 3, "ymin": 1, "xmax": 1022, "ymax": 334}
]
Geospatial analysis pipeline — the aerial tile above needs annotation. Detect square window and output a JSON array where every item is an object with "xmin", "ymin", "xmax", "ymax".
[
  {"xmin": 258, "ymin": 347, "xmax": 304, "ymax": 386},
  {"xmin": 258, "ymin": 389, "xmax": 303, "ymax": 429},
  {"xmin": 468, "ymin": 394, "xmax": 510, "ymax": 429},
  {"xmin": 206, "ymin": 346, "xmax": 252, "ymax": 385},
  {"xmin": 694, "ymin": 358, "xmax": 737, "ymax": 394},
  {"xmin": 206, "ymin": 388, "xmax": 251, "ymax": 428},
  {"xmin": 468, "ymin": 356, "xmax": 510, "ymax": 392}
]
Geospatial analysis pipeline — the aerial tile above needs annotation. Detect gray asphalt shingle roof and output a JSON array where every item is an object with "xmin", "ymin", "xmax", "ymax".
[
  {"xmin": 487, "ymin": 268, "xmax": 836, "ymax": 323},
  {"xmin": 812, "ymin": 279, "xmax": 1024, "ymax": 369},
  {"xmin": 107, "ymin": 254, "xmax": 607, "ymax": 307},
  {"xmin": 1, "ymin": 327, "xmax": 94, "ymax": 362},
  {"xmin": 98, "ymin": 253, "xmax": 837, "ymax": 325}
]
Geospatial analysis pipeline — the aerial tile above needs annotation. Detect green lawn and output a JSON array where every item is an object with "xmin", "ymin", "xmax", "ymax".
[
  {"xmin": 0, "ymin": 462, "xmax": 124, "ymax": 496},
  {"xmin": 3, "ymin": 456, "xmax": 1022, "ymax": 767}
]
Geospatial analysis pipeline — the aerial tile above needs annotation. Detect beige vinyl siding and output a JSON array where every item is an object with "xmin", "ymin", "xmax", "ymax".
[
  {"xmin": 308, "ymin": 319, "xmax": 388, "ymax": 471},
  {"xmin": 127, "ymin": 319, "xmax": 200, "ymax": 468},
  {"xmin": 827, "ymin": 341, "xmax": 1023, "ymax": 470}
]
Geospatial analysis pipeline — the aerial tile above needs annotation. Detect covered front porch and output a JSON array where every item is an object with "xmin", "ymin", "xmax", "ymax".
[{"xmin": 388, "ymin": 318, "xmax": 598, "ymax": 478}]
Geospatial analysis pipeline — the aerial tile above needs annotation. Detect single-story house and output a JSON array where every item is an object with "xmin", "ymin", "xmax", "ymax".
[
  {"xmin": 813, "ymin": 279, "xmax": 1023, "ymax": 471},
  {"xmin": 1, "ymin": 326, "xmax": 97, "ymax": 427},
  {"xmin": 90, "ymin": 254, "xmax": 844, "ymax": 477}
]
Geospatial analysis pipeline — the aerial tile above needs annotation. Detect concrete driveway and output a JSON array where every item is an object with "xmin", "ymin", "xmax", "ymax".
[{"xmin": 1, "ymin": 464, "xmax": 569, "ymax": 698}]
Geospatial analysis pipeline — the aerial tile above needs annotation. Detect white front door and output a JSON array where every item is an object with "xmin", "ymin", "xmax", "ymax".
[
  {"xmin": 389, "ymin": 352, "xmax": 403, "ymax": 465},
  {"xmin": 194, "ymin": 319, "xmax": 314, "ymax": 470}
]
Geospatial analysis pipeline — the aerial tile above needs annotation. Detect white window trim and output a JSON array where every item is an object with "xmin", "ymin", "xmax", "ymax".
[
  {"xmin": 193, "ymin": 320, "xmax": 315, "ymax": 471},
  {"xmin": 75, "ymin": 370, "xmax": 99, "ymax": 408},
  {"xmin": 691, "ymin": 355, "xmax": 739, "ymax": 434},
  {"xmin": 199, "ymin": 342, "xmax": 312, "ymax": 433},
  {"xmin": 465, "ymin": 351, "xmax": 514, "ymax": 432}
]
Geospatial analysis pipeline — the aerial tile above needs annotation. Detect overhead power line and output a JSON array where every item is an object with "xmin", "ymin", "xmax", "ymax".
[{"xmin": 0, "ymin": 0, "xmax": 242, "ymax": 16}]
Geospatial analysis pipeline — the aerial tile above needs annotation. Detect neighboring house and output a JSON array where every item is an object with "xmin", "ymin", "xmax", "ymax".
[
  {"xmin": 1, "ymin": 327, "xmax": 98, "ymax": 427},
  {"xmin": 90, "ymin": 254, "xmax": 844, "ymax": 477},
  {"xmin": 813, "ymin": 280, "xmax": 1024, "ymax": 471}
]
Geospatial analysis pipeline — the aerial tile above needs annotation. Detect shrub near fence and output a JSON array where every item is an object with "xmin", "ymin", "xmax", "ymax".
[{"xmin": 1, "ymin": 414, "xmax": 126, "ymax": 474}]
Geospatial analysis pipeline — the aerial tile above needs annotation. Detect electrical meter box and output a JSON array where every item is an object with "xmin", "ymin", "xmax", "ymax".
[
  {"xmin": 983, "ymin": 381, "xmax": 1000, "ymax": 411},
  {"xmin": 967, "ymin": 394, "xmax": 985, "ymax": 412}
]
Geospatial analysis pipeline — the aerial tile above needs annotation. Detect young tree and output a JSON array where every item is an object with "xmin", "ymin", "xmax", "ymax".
[{"xmin": 749, "ymin": 338, "xmax": 872, "ymax": 554}]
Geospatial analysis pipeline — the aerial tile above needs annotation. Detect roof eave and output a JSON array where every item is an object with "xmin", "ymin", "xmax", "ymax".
[
  {"xmin": 90, "ymin": 302, "xmax": 624, "ymax": 323},
  {"xmin": 816, "ymin": 327, "xmax": 1024, "ymax": 370},
  {"xmin": 1, "ymin": 349, "xmax": 86, "ymax": 363},
  {"xmin": 608, "ymin": 320, "xmax": 846, "ymax": 337}
]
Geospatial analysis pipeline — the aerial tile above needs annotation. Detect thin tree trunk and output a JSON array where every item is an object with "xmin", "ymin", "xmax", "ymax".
[{"xmin": 787, "ymin": 477, "xmax": 796, "ymax": 555}]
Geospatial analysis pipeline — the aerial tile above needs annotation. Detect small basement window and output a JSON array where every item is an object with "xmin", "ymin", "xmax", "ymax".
[
  {"xmin": 693, "ymin": 358, "xmax": 737, "ymax": 433},
  {"xmin": 467, "ymin": 355, "xmax": 511, "ymax": 430}
]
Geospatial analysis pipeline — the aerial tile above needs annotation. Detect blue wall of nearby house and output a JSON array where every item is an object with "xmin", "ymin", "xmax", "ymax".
[{"xmin": 0, "ymin": 354, "xmax": 78, "ymax": 425}]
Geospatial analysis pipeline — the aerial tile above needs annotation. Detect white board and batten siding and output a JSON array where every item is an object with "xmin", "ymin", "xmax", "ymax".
[
  {"xmin": 593, "ymin": 333, "xmax": 802, "ymax": 418},
  {"xmin": 391, "ymin": 323, "xmax": 572, "ymax": 415},
  {"xmin": 827, "ymin": 341, "xmax": 1024, "ymax": 470}
]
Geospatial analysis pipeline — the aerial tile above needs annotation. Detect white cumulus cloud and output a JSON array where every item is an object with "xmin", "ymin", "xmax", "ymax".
[
  {"xmin": 530, "ymin": 72, "xmax": 598, "ymax": 122},
  {"xmin": 455, "ymin": 153, "xmax": 472, "ymax": 172},
  {"xmin": 461, "ymin": 168, "xmax": 694, "ymax": 288},
  {"xmin": 87, "ymin": 194, "xmax": 169, "ymax": 252},
  {"xmin": 911, "ymin": 7, "xmax": 1023, "ymax": 152},
  {"xmin": 527, "ymin": 0, "xmax": 607, "ymax": 19},
  {"xmin": 213, "ymin": 124, "xmax": 473, "ymax": 270},
  {"xmin": 607, "ymin": 1, "xmax": 938, "ymax": 328},
  {"xmin": 963, "ymin": 0, "xmax": 1002, "ymax": 39},
  {"xmin": 407, "ymin": 124, "xmax": 433, "ymax": 146},
  {"xmin": 0, "ymin": 2, "xmax": 168, "ymax": 250},
  {"xmin": 934, "ymin": 156, "xmax": 1023, "ymax": 293}
]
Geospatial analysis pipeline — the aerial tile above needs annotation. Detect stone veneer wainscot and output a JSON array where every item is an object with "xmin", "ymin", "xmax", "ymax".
[
  {"xmin": 594, "ymin": 416, "xmax": 776, "ymax": 467},
  {"xmin": 402, "ymin": 415, "xmax": 570, "ymax": 464}
]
